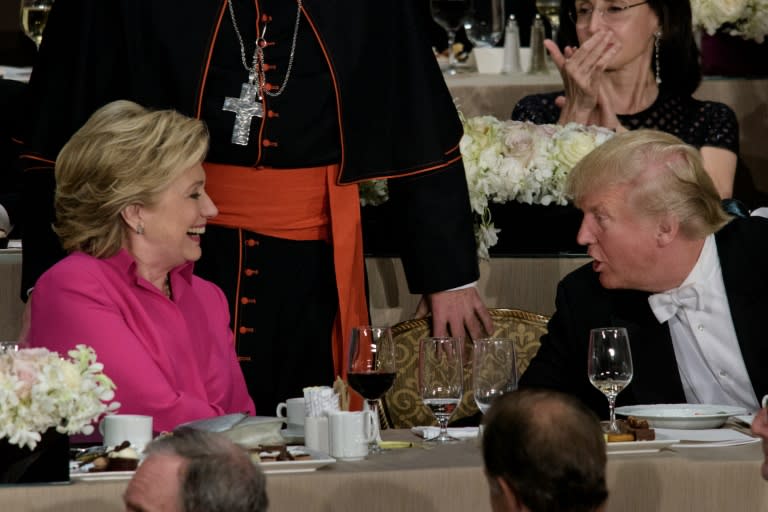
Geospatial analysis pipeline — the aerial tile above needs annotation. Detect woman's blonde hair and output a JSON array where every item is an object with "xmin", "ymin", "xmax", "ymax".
[
  {"xmin": 54, "ymin": 100, "xmax": 209, "ymax": 257},
  {"xmin": 566, "ymin": 129, "xmax": 731, "ymax": 239}
]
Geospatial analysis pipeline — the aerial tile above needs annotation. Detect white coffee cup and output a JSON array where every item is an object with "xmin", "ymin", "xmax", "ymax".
[
  {"xmin": 328, "ymin": 411, "xmax": 376, "ymax": 461},
  {"xmin": 100, "ymin": 414, "xmax": 153, "ymax": 453},
  {"xmin": 276, "ymin": 397, "xmax": 305, "ymax": 429},
  {"xmin": 304, "ymin": 416, "xmax": 329, "ymax": 453}
]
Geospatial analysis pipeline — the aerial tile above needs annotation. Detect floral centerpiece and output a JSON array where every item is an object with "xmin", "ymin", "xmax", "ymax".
[
  {"xmin": 691, "ymin": 0, "xmax": 768, "ymax": 43},
  {"xmin": 359, "ymin": 116, "xmax": 613, "ymax": 258},
  {"xmin": 0, "ymin": 345, "xmax": 119, "ymax": 450}
]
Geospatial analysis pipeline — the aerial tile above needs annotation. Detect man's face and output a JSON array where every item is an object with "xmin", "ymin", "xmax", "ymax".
[
  {"xmin": 752, "ymin": 401, "xmax": 768, "ymax": 480},
  {"xmin": 576, "ymin": 185, "xmax": 663, "ymax": 291},
  {"xmin": 124, "ymin": 454, "xmax": 185, "ymax": 512}
]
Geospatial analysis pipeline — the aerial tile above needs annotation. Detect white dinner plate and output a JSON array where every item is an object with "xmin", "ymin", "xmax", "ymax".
[
  {"xmin": 615, "ymin": 404, "xmax": 747, "ymax": 429},
  {"xmin": 258, "ymin": 446, "xmax": 334, "ymax": 474},
  {"xmin": 70, "ymin": 469, "xmax": 135, "ymax": 482}
]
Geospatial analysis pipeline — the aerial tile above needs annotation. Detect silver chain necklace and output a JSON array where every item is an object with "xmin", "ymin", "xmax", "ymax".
[{"xmin": 222, "ymin": 0, "xmax": 303, "ymax": 145}]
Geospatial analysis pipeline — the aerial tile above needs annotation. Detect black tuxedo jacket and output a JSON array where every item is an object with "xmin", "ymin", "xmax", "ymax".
[{"xmin": 519, "ymin": 217, "xmax": 768, "ymax": 418}]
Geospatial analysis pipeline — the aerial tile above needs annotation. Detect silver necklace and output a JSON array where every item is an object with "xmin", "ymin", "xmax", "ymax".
[{"xmin": 222, "ymin": 0, "xmax": 303, "ymax": 146}]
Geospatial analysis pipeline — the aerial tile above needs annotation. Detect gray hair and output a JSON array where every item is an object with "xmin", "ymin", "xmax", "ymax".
[
  {"xmin": 566, "ymin": 129, "xmax": 731, "ymax": 240},
  {"xmin": 146, "ymin": 427, "xmax": 268, "ymax": 512},
  {"xmin": 54, "ymin": 100, "xmax": 209, "ymax": 257}
]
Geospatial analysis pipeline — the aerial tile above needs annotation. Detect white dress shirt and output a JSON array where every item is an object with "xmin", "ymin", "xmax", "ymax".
[{"xmin": 648, "ymin": 235, "xmax": 759, "ymax": 411}]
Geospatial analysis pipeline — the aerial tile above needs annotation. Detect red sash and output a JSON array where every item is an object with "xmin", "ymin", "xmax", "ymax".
[{"xmin": 203, "ymin": 163, "xmax": 369, "ymax": 384}]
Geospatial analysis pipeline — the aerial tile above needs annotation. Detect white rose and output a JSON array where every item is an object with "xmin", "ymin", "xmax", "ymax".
[{"xmin": 553, "ymin": 130, "xmax": 598, "ymax": 170}]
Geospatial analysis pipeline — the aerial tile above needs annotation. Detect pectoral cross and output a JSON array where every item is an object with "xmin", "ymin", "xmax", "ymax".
[{"xmin": 223, "ymin": 78, "xmax": 264, "ymax": 146}]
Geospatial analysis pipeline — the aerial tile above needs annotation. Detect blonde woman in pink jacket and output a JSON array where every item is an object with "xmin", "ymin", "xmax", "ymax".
[{"xmin": 28, "ymin": 100, "xmax": 254, "ymax": 432}]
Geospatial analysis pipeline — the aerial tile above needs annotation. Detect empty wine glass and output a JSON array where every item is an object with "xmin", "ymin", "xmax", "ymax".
[
  {"xmin": 472, "ymin": 338, "xmax": 517, "ymax": 415},
  {"xmin": 463, "ymin": 0, "xmax": 505, "ymax": 48},
  {"xmin": 419, "ymin": 336, "xmax": 464, "ymax": 442},
  {"xmin": 20, "ymin": 0, "xmax": 55, "ymax": 50},
  {"xmin": 347, "ymin": 326, "xmax": 396, "ymax": 454},
  {"xmin": 587, "ymin": 327, "xmax": 633, "ymax": 433},
  {"xmin": 430, "ymin": 0, "xmax": 471, "ymax": 75},
  {"xmin": 535, "ymin": 0, "xmax": 561, "ymax": 42}
]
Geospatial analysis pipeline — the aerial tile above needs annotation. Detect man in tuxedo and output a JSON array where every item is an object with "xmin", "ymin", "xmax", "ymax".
[
  {"xmin": 519, "ymin": 129, "xmax": 768, "ymax": 419},
  {"xmin": 482, "ymin": 389, "xmax": 608, "ymax": 512}
]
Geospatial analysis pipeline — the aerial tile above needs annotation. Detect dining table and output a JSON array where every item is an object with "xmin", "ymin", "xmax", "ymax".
[{"xmin": 1, "ymin": 427, "xmax": 765, "ymax": 511}]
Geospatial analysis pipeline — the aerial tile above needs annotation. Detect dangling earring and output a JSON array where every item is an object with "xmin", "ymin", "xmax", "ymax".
[
  {"xmin": 136, "ymin": 224, "xmax": 145, "ymax": 235},
  {"xmin": 654, "ymin": 30, "xmax": 662, "ymax": 85}
]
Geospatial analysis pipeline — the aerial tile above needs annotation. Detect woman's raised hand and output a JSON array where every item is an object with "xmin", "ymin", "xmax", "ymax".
[{"xmin": 546, "ymin": 30, "xmax": 621, "ymax": 126}]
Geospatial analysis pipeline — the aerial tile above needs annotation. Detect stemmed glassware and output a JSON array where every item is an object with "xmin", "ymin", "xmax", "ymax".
[
  {"xmin": 419, "ymin": 336, "xmax": 464, "ymax": 442},
  {"xmin": 347, "ymin": 326, "xmax": 396, "ymax": 454},
  {"xmin": 535, "ymin": 0, "xmax": 561, "ymax": 42},
  {"xmin": 472, "ymin": 338, "xmax": 517, "ymax": 415},
  {"xmin": 587, "ymin": 327, "xmax": 633, "ymax": 433},
  {"xmin": 430, "ymin": 0, "xmax": 471, "ymax": 75},
  {"xmin": 463, "ymin": 0, "xmax": 506, "ymax": 48},
  {"xmin": 20, "ymin": 0, "xmax": 55, "ymax": 50}
]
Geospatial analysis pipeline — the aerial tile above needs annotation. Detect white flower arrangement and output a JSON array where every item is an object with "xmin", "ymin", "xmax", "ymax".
[
  {"xmin": 691, "ymin": 0, "xmax": 768, "ymax": 43},
  {"xmin": 0, "ymin": 345, "xmax": 119, "ymax": 450},
  {"xmin": 359, "ymin": 116, "xmax": 613, "ymax": 258}
]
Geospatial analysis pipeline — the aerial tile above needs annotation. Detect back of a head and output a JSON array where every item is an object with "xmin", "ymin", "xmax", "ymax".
[
  {"xmin": 565, "ymin": 129, "xmax": 731, "ymax": 240},
  {"xmin": 482, "ymin": 389, "xmax": 608, "ymax": 512},
  {"xmin": 146, "ymin": 427, "xmax": 268, "ymax": 512}
]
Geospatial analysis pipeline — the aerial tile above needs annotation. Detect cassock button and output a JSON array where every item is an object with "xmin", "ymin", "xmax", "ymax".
[
  {"xmin": 719, "ymin": 370, "xmax": 727, "ymax": 377},
  {"xmin": 697, "ymin": 324, "xmax": 704, "ymax": 332},
  {"xmin": 244, "ymin": 268, "xmax": 259, "ymax": 277},
  {"xmin": 246, "ymin": 239, "xmax": 260, "ymax": 247},
  {"xmin": 239, "ymin": 326, "xmax": 254, "ymax": 334},
  {"xmin": 262, "ymin": 139, "xmax": 278, "ymax": 147}
]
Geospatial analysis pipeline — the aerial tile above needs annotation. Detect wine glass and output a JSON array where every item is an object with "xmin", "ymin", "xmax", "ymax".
[
  {"xmin": 587, "ymin": 327, "xmax": 633, "ymax": 434},
  {"xmin": 20, "ymin": 0, "xmax": 55, "ymax": 50},
  {"xmin": 535, "ymin": 0, "xmax": 561, "ymax": 43},
  {"xmin": 419, "ymin": 336, "xmax": 464, "ymax": 442},
  {"xmin": 472, "ymin": 338, "xmax": 517, "ymax": 415},
  {"xmin": 347, "ymin": 326, "xmax": 396, "ymax": 454},
  {"xmin": 430, "ymin": 0, "xmax": 471, "ymax": 75},
  {"xmin": 463, "ymin": 0, "xmax": 505, "ymax": 48}
]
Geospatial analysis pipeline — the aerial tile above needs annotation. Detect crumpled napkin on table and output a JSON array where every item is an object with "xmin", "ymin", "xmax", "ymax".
[{"xmin": 410, "ymin": 426, "xmax": 479, "ymax": 440}]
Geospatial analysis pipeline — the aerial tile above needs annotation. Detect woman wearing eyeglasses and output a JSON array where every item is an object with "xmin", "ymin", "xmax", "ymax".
[{"xmin": 512, "ymin": 0, "xmax": 738, "ymax": 200}]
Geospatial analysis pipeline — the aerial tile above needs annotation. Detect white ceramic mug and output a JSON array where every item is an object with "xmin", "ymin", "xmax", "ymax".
[
  {"xmin": 100, "ymin": 414, "xmax": 153, "ymax": 453},
  {"xmin": 276, "ymin": 397, "xmax": 305, "ymax": 429},
  {"xmin": 328, "ymin": 411, "xmax": 376, "ymax": 461}
]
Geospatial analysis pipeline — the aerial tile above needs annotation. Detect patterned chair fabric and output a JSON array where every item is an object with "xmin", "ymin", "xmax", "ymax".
[{"xmin": 379, "ymin": 308, "xmax": 549, "ymax": 429}]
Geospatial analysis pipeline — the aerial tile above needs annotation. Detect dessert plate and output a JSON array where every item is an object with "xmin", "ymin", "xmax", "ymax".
[
  {"xmin": 616, "ymin": 404, "xmax": 747, "ymax": 429},
  {"xmin": 605, "ymin": 431, "xmax": 679, "ymax": 456},
  {"xmin": 258, "ymin": 447, "xmax": 334, "ymax": 474}
]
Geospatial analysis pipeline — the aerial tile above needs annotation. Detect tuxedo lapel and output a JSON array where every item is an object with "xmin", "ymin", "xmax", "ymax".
[{"xmin": 717, "ymin": 224, "xmax": 768, "ymax": 402}]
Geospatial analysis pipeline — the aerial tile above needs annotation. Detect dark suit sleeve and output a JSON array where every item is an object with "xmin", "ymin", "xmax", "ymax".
[
  {"xmin": 386, "ymin": 160, "xmax": 480, "ymax": 294},
  {"xmin": 519, "ymin": 270, "xmax": 612, "ymax": 418},
  {"xmin": 18, "ymin": 0, "xmax": 126, "ymax": 297}
]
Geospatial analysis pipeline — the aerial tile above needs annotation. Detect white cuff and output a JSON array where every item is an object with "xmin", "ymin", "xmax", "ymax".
[
  {"xmin": 445, "ymin": 281, "xmax": 478, "ymax": 292},
  {"xmin": 0, "ymin": 204, "xmax": 11, "ymax": 235}
]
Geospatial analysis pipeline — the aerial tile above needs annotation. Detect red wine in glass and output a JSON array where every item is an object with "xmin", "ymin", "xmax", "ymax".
[{"xmin": 347, "ymin": 372, "xmax": 396, "ymax": 400}]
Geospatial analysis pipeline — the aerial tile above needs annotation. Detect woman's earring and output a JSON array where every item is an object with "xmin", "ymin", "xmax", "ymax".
[
  {"xmin": 136, "ymin": 224, "xmax": 145, "ymax": 235},
  {"xmin": 654, "ymin": 30, "xmax": 662, "ymax": 85}
]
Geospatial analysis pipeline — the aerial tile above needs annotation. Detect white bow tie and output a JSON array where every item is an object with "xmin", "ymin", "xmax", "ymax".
[{"xmin": 648, "ymin": 283, "xmax": 703, "ymax": 324}]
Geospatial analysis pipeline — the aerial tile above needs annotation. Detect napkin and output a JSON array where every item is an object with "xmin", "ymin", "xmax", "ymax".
[
  {"xmin": 656, "ymin": 428, "xmax": 756, "ymax": 446},
  {"xmin": 410, "ymin": 426, "xmax": 479, "ymax": 440},
  {"xmin": 303, "ymin": 386, "xmax": 340, "ymax": 417}
]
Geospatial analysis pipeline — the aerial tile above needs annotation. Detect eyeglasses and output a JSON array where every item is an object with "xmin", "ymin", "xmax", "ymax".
[{"xmin": 569, "ymin": 1, "xmax": 649, "ymax": 27}]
